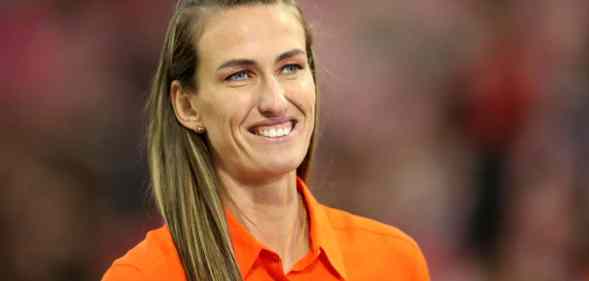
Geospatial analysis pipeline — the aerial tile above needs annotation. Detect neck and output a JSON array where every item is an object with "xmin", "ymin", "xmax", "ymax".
[{"xmin": 219, "ymin": 171, "xmax": 309, "ymax": 273}]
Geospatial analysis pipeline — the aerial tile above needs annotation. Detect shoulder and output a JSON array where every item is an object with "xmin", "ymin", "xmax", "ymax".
[
  {"xmin": 101, "ymin": 226, "xmax": 186, "ymax": 281},
  {"xmin": 322, "ymin": 205, "xmax": 430, "ymax": 280},
  {"xmin": 323, "ymin": 205, "xmax": 418, "ymax": 247}
]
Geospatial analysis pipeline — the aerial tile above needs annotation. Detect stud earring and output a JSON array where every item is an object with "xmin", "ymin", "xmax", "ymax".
[{"xmin": 195, "ymin": 126, "xmax": 206, "ymax": 134}]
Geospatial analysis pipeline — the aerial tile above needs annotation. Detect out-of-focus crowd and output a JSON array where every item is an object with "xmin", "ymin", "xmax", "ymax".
[{"xmin": 1, "ymin": 0, "xmax": 588, "ymax": 280}]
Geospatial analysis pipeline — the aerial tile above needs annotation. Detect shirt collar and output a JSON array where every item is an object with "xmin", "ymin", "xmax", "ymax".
[
  {"xmin": 297, "ymin": 177, "xmax": 348, "ymax": 280},
  {"xmin": 225, "ymin": 178, "xmax": 348, "ymax": 280},
  {"xmin": 225, "ymin": 207, "xmax": 263, "ymax": 279}
]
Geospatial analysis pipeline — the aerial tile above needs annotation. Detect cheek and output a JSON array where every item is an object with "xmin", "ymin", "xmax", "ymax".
[
  {"xmin": 202, "ymin": 95, "xmax": 252, "ymax": 133},
  {"xmin": 287, "ymin": 76, "xmax": 316, "ymax": 111}
]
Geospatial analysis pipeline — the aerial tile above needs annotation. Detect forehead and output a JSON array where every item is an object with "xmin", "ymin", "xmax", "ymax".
[{"xmin": 197, "ymin": 4, "xmax": 306, "ymax": 65}]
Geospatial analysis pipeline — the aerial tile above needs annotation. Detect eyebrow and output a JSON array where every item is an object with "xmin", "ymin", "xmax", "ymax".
[
  {"xmin": 275, "ymin": 48, "xmax": 306, "ymax": 63},
  {"xmin": 216, "ymin": 48, "xmax": 306, "ymax": 71}
]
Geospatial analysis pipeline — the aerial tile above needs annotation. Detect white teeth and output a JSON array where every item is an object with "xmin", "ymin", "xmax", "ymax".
[{"xmin": 256, "ymin": 123, "xmax": 292, "ymax": 138}]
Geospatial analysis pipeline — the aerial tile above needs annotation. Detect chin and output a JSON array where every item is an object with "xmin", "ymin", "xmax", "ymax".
[
  {"xmin": 254, "ymin": 154, "xmax": 305, "ymax": 178},
  {"xmin": 262, "ymin": 159, "xmax": 301, "ymax": 175}
]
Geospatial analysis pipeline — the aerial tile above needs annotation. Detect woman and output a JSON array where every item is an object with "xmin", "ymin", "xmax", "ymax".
[{"xmin": 102, "ymin": 1, "xmax": 430, "ymax": 280}]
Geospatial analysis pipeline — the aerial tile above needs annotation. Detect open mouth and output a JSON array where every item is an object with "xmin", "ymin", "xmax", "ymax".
[{"xmin": 249, "ymin": 120, "xmax": 297, "ymax": 139}]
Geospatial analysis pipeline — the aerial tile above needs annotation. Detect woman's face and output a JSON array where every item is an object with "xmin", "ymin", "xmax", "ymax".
[{"xmin": 192, "ymin": 4, "xmax": 315, "ymax": 183}]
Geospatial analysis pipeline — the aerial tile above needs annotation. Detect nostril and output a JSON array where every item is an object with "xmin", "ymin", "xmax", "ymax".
[{"xmin": 259, "ymin": 103, "xmax": 288, "ymax": 117}]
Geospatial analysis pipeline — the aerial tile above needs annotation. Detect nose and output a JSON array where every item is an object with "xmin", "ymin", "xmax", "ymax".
[{"xmin": 258, "ymin": 76, "xmax": 288, "ymax": 117}]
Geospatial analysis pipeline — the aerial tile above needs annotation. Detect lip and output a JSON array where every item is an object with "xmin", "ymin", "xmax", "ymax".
[
  {"xmin": 247, "ymin": 117, "xmax": 299, "ymax": 141},
  {"xmin": 247, "ymin": 117, "xmax": 297, "ymax": 133}
]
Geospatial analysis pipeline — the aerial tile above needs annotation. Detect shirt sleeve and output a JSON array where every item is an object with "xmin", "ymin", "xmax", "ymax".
[{"xmin": 101, "ymin": 263, "xmax": 146, "ymax": 281}]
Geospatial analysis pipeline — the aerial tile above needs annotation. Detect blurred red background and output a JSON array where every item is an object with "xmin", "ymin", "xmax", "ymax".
[{"xmin": 1, "ymin": 1, "xmax": 588, "ymax": 280}]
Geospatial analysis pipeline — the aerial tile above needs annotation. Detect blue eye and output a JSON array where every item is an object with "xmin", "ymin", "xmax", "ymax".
[
  {"xmin": 227, "ymin": 71, "xmax": 249, "ymax": 81},
  {"xmin": 281, "ymin": 64, "xmax": 302, "ymax": 75}
]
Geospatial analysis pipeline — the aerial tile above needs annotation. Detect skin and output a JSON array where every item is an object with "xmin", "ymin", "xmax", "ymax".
[{"xmin": 171, "ymin": 4, "xmax": 315, "ymax": 273}]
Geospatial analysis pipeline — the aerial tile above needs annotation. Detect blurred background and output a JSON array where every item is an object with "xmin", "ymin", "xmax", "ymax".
[{"xmin": 1, "ymin": 0, "xmax": 588, "ymax": 280}]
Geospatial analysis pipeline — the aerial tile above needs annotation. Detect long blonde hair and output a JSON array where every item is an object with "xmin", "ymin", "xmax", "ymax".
[{"xmin": 145, "ymin": 1, "xmax": 318, "ymax": 281}]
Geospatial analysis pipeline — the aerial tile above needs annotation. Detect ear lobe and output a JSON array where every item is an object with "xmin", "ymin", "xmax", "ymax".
[{"xmin": 170, "ymin": 80, "xmax": 204, "ymax": 132}]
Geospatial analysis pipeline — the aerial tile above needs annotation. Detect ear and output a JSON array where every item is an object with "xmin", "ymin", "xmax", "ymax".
[{"xmin": 170, "ymin": 80, "xmax": 205, "ymax": 133}]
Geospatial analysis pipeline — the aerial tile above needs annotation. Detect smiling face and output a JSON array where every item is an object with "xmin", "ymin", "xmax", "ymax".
[{"xmin": 187, "ymin": 4, "xmax": 316, "ymax": 184}]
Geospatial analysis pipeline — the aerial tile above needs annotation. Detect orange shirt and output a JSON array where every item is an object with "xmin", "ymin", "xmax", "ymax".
[{"xmin": 102, "ymin": 179, "xmax": 430, "ymax": 281}]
